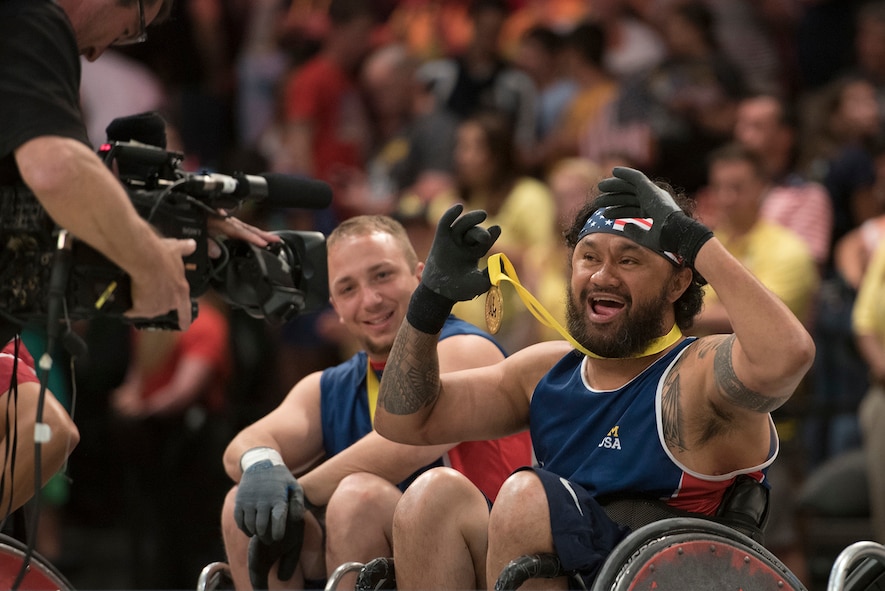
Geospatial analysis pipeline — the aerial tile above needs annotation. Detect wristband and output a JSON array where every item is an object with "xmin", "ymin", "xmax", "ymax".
[
  {"xmin": 240, "ymin": 447, "xmax": 285, "ymax": 472},
  {"xmin": 665, "ymin": 216, "xmax": 713, "ymax": 268},
  {"xmin": 407, "ymin": 283, "xmax": 455, "ymax": 334}
]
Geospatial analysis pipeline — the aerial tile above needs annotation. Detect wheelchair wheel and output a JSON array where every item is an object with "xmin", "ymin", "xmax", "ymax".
[
  {"xmin": 590, "ymin": 517, "xmax": 806, "ymax": 591},
  {"xmin": 324, "ymin": 561, "xmax": 365, "ymax": 591},
  {"xmin": 0, "ymin": 533, "xmax": 75, "ymax": 590},
  {"xmin": 494, "ymin": 553, "xmax": 568, "ymax": 591},
  {"xmin": 197, "ymin": 562, "xmax": 234, "ymax": 591},
  {"xmin": 355, "ymin": 557, "xmax": 396, "ymax": 590},
  {"xmin": 828, "ymin": 541, "xmax": 885, "ymax": 591}
]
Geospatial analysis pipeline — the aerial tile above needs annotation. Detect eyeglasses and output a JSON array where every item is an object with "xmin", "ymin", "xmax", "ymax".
[{"xmin": 114, "ymin": 0, "xmax": 147, "ymax": 46}]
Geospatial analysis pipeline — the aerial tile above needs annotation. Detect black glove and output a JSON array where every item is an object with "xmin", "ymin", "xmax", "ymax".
[
  {"xmin": 234, "ymin": 460, "xmax": 305, "ymax": 545},
  {"xmin": 247, "ymin": 518, "xmax": 305, "ymax": 590},
  {"xmin": 595, "ymin": 167, "xmax": 713, "ymax": 268},
  {"xmin": 407, "ymin": 204, "xmax": 501, "ymax": 334}
]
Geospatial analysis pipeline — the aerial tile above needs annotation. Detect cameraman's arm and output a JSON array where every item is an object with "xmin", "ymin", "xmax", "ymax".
[{"xmin": 15, "ymin": 136, "xmax": 195, "ymax": 328}]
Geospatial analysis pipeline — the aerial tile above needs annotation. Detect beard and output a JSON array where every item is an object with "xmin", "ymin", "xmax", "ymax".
[{"xmin": 566, "ymin": 284, "xmax": 672, "ymax": 358}]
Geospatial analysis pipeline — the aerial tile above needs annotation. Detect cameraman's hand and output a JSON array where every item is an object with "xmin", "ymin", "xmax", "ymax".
[
  {"xmin": 595, "ymin": 167, "xmax": 713, "ymax": 268},
  {"xmin": 234, "ymin": 460, "xmax": 305, "ymax": 545},
  {"xmin": 206, "ymin": 212, "xmax": 280, "ymax": 259},
  {"xmin": 126, "ymin": 237, "xmax": 195, "ymax": 330}
]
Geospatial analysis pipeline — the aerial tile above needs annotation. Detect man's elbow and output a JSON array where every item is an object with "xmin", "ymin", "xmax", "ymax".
[
  {"xmin": 765, "ymin": 328, "xmax": 816, "ymax": 393},
  {"xmin": 16, "ymin": 137, "xmax": 84, "ymax": 197},
  {"xmin": 788, "ymin": 328, "xmax": 816, "ymax": 377},
  {"xmin": 373, "ymin": 412, "xmax": 425, "ymax": 445},
  {"xmin": 372, "ymin": 413, "xmax": 398, "ymax": 442}
]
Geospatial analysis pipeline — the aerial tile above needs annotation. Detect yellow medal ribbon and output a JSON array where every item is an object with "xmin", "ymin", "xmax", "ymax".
[
  {"xmin": 485, "ymin": 252, "xmax": 683, "ymax": 359},
  {"xmin": 367, "ymin": 361, "xmax": 380, "ymax": 424}
]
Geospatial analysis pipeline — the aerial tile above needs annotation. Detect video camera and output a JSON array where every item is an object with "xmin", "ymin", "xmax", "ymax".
[{"xmin": 0, "ymin": 116, "xmax": 331, "ymax": 331}]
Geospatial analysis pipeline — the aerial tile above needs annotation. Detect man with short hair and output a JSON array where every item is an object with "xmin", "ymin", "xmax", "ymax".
[
  {"xmin": 0, "ymin": 0, "xmax": 273, "ymax": 526},
  {"xmin": 221, "ymin": 215, "xmax": 532, "ymax": 590},
  {"xmin": 696, "ymin": 142, "xmax": 819, "ymax": 333}
]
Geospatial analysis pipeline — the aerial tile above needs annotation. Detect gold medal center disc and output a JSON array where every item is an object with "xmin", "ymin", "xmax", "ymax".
[{"xmin": 485, "ymin": 284, "xmax": 503, "ymax": 334}]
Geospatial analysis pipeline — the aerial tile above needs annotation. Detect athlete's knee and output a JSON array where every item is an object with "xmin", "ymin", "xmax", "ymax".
[
  {"xmin": 327, "ymin": 472, "xmax": 400, "ymax": 528},
  {"xmin": 490, "ymin": 470, "xmax": 547, "ymax": 530},
  {"xmin": 329, "ymin": 472, "xmax": 397, "ymax": 510},
  {"xmin": 397, "ymin": 467, "xmax": 484, "ymax": 523},
  {"xmin": 221, "ymin": 485, "xmax": 240, "ymax": 535}
]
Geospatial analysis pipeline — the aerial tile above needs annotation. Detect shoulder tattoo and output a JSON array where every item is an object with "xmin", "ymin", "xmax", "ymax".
[{"xmin": 712, "ymin": 334, "xmax": 788, "ymax": 413}]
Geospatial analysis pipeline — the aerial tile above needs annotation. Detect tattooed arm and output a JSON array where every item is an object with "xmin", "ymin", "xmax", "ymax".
[
  {"xmin": 378, "ymin": 322, "xmax": 442, "ymax": 418},
  {"xmin": 375, "ymin": 320, "xmax": 569, "ymax": 446},
  {"xmin": 690, "ymin": 238, "xmax": 815, "ymax": 409}
]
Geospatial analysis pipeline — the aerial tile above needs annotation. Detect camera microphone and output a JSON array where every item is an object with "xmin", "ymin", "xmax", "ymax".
[
  {"xmin": 106, "ymin": 111, "xmax": 168, "ymax": 148},
  {"xmin": 104, "ymin": 112, "xmax": 333, "ymax": 210},
  {"xmin": 183, "ymin": 172, "xmax": 333, "ymax": 210}
]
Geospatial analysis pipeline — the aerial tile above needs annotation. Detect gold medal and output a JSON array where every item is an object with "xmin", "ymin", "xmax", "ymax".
[{"xmin": 485, "ymin": 284, "xmax": 503, "ymax": 334}]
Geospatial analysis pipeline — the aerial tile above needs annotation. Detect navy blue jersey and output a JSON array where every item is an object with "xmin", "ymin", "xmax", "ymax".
[
  {"xmin": 319, "ymin": 315, "xmax": 511, "ymax": 492},
  {"xmin": 530, "ymin": 338, "xmax": 777, "ymax": 515}
]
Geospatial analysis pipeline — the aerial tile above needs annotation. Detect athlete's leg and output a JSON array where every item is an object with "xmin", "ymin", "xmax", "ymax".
[
  {"xmin": 393, "ymin": 467, "xmax": 490, "ymax": 589},
  {"xmin": 324, "ymin": 472, "xmax": 402, "ymax": 588},
  {"xmin": 220, "ymin": 485, "xmax": 324, "ymax": 590},
  {"xmin": 486, "ymin": 470, "xmax": 563, "ymax": 590},
  {"xmin": 221, "ymin": 486, "xmax": 254, "ymax": 590}
]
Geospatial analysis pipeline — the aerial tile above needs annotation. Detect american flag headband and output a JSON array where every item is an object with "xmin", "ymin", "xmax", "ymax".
[{"xmin": 578, "ymin": 208, "xmax": 683, "ymax": 266}]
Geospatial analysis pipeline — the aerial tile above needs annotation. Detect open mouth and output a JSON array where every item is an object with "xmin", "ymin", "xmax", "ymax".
[{"xmin": 590, "ymin": 297, "xmax": 625, "ymax": 320}]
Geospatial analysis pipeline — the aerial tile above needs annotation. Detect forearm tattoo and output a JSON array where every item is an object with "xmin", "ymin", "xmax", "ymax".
[
  {"xmin": 713, "ymin": 334, "xmax": 788, "ymax": 413},
  {"xmin": 378, "ymin": 323, "xmax": 440, "ymax": 415}
]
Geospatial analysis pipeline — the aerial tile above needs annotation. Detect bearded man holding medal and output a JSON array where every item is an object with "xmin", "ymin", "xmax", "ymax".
[{"xmin": 374, "ymin": 166, "xmax": 816, "ymax": 590}]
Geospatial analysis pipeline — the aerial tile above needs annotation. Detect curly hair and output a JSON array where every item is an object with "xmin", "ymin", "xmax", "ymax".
[{"xmin": 563, "ymin": 184, "xmax": 705, "ymax": 331}]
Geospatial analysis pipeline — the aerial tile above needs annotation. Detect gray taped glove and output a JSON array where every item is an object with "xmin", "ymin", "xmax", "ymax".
[{"xmin": 234, "ymin": 460, "xmax": 305, "ymax": 545}]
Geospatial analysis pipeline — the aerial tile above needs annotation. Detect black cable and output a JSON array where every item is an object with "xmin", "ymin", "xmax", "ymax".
[
  {"xmin": 10, "ymin": 350, "xmax": 50, "ymax": 590},
  {"xmin": 146, "ymin": 178, "xmax": 185, "ymax": 224},
  {"xmin": 11, "ymin": 231, "xmax": 72, "ymax": 589}
]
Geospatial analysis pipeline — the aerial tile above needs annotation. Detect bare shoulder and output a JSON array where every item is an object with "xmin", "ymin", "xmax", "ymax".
[
  {"xmin": 509, "ymin": 339, "xmax": 575, "ymax": 363},
  {"xmin": 437, "ymin": 332, "xmax": 506, "ymax": 372},
  {"xmin": 502, "ymin": 340, "xmax": 575, "ymax": 391}
]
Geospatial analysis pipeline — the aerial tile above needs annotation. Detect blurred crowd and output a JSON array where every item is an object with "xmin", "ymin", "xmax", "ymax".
[{"xmin": 30, "ymin": 0, "xmax": 885, "ymax": 588}]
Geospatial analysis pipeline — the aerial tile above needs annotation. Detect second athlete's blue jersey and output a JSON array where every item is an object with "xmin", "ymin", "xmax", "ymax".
[{"xmin": 318, "ymin": 315, "xmax": 508, "ymax": 491}]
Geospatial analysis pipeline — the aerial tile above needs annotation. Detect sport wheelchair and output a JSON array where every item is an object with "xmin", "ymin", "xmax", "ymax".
[
  {"xmin": 316, "ymin": 518, "xmax": 885, "ymax": 591},
  {"xmin": 198, "ymin": 476, "xmax": 885, "ymax": 591}
]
